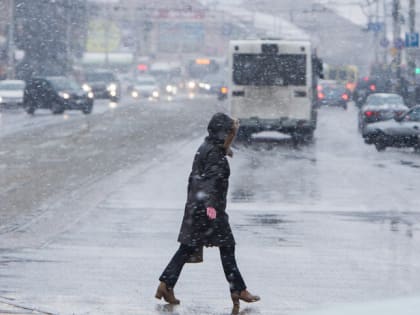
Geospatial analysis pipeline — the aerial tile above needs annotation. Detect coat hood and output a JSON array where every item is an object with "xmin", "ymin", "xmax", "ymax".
[{"xmin": 206, "ymin": 112, "xmax": 234, "ymax": 144}]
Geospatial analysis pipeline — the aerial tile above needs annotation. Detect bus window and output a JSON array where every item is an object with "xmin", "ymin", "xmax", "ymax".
[
  {"xmin": 339, "ymin": 70, "xmax": 347, "ymax": 81},
  {"xmin": 233, "ymin": 54, "xmax": 306, "ymax": 86}
]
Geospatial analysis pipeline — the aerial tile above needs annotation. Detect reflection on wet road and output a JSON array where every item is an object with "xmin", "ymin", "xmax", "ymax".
[{"xmin": 1, "ymin": 103, "xmax": 420, "ymax": 314}]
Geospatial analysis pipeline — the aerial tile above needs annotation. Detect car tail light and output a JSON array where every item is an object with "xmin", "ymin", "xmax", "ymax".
[
  {"xmin": 342, "ymin": 93, "xmax": 349, "ymax": 101},
  {"xmin": 365, "ymin": 111, "xmax": 375, "ymax": 117},
  {"xmin": 369, "ymin": 84, "xmax": 376, "ymax": 91},
  {"xmin": 317, "ymin": 85, "xmax": 323, "ymax": 92},
  {"xmin": 318, "ymin": 92, "xmax": 325, "ymax": 99},
  {"xmin": 220, "ymin": 87, "xmax": 228, "ymax": 94}
]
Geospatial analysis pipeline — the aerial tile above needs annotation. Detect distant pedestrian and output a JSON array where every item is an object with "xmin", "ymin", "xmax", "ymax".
[{"xmin": 155, "ymin": 112, "xmax": 260, "ymax": 308}]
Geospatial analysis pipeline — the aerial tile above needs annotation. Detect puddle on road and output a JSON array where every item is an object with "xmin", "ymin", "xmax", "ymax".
[
  {"xmin": 233, "ymin": 213, "xmax": 301, "ymax": 247},
  {"xmin": 400, "ymin": 160, "xmax": 420, "ymax": 168},
  {"xmin": 332, "ymin": 211, "xmax": 420, "ymax": 238},
  {"xmin": 154, "ymin": 304, "xmax": 262, "ymax": 315}
]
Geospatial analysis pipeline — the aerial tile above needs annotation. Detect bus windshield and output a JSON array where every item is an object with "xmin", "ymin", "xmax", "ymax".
[{"xmin": 233, "ymin": 54, "xmax": 306, "ymax": 86}]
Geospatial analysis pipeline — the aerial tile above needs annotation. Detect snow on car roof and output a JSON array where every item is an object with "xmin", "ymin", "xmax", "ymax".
[{"xmin": 368, "ymin": 93, "xmax": 401, "ymax": 98}]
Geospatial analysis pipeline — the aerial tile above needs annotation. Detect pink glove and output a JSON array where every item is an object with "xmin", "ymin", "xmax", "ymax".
[{"xmin": 206, "ymin": 207, "xmax": 217, "ymax": 220}]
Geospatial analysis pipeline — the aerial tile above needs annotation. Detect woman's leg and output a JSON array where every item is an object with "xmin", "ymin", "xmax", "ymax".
[
  {"xmin": 159, "ymin": 244, "xmax": 196, "ymax": 288},
  {"xmin": 219, "ymin": 245, "xmax": 246, "ymax": 293}
]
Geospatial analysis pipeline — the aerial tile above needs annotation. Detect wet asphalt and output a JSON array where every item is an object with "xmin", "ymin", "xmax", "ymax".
[{"xmin": 1, "ymin": 96, "xmax": 420, "ymax": 314}]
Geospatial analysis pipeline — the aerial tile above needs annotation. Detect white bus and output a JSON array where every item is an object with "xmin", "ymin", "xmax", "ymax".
[{"xmin": 228, "ymin": 39, "xmax": 322, "ymax": 143}]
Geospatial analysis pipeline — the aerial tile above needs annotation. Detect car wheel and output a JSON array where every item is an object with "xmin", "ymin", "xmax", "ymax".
[
  {"xmin": 26, "ymin": 105, "xmax": 35, "ymax": 115},
  {"xmin": 51, "ymin": 102, "xmax": 64, "ymax": 114},
  {"xmin": 375, "ymin": 141, "xmax": 387, "ymax": 151},
  {"xmin": 235, "ymin": 126, "xmax": 252, "ymax": 144},
  {"xmin": 82, "ymin": 104, "xmax": 93, "ymax": 114}
]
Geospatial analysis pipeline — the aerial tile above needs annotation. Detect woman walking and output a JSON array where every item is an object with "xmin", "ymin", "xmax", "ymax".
[{"xmin": 155, "ymin": 112, "xmax": 260, "ymax": 308}]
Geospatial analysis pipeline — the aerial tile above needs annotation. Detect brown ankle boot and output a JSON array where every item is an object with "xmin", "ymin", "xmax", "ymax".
[
  {"xmin": 231, "ymin": 289, "xmax": 260, "ymax": 306},
  {"xmin": 155, "ymin": 281, "xmax": 180, "ymax": 304}
]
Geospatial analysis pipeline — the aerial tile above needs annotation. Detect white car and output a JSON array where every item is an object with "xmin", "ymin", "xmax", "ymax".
[
  {"xmin": 363, "ymin": 105, "xmax": 420, "ymax": 151},
  {"xmin": 0, "ymin": 80, "xmax": 25, "ymax": 108},
  {"xmin": 358, "ymin": 93, "xmax": 408, "ymax": 134},
  {"xmin": 128, "ymin": 76, "xmax": 160, "ymax": 100}
]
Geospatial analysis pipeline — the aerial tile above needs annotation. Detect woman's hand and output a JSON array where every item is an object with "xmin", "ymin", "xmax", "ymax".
[{"xmin": 206, "ymin": 207, "xmax": 217, "ymax": 220}]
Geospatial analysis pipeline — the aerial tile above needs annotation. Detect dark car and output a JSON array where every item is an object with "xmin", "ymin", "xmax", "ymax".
[
  {"xmin": 316, "ymin": 80, "xmax": 349, "ymax": 110},
  {"xmin": 363, "ymin": 105, "xmax": 420, "ymax": 151},
  {"xmin": 358, "ymin": 93, "xmax": 408, "ymax": 135},
  {"xmin": 83, "ymin": 70, "xmax": 120, "ymax": 101},
  {"xmin": 198, "ymin": 70, "xmax": 228, "ymax": 101},
  {"xmin": 23, "ymin": 76, "xmax": 94, "ymax": 115}
]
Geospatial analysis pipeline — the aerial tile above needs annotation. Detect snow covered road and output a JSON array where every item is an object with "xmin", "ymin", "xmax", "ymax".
[{"xmin": 1, "ymin": 99, "xmax": 420, "ymax": 314}]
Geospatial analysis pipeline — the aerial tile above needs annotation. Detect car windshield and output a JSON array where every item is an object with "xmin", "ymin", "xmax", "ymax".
[
  {"xmin": 366, "ymin": 95, "xmax": 403, "ymax": 106},
  {"xmin": 0, "ymin": 82, "xmax": 25, "ymax": 90},
  {"xmin": 403, "ymin": 108, "xmax": 420, "ymax": 122},
  {"xmin": 85, "ymin": 72, "xmax": 115, "ymax": 82},
  {"xmin": 321, "ymin": 86, "xmax": 345, "ymax": 97},
  {"xmin": 49, "ymin": 78, "xmax": 81, "ymax": 91}
]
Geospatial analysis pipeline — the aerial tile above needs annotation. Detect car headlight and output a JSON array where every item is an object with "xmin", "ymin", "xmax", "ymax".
[
  {"xmin": 166, "ymin": 85, "xmax": 173, "ymax": 93},
  {"xmin": 59, "ymin": 92, "xmax": 70, "ymax": 99},
  {"xmin": 87, "ymin": 92, "xmax": 94, "ymax": 99},
  {"xmin": 131, "ymin": 91, "xmax": 139, "ymax": 98},
  {"xmin": 110, "ymin": 90, "xmax": 117, "ymax": 97},
  {"xmin": 0, "ymin": 96, "xmax": 3, "ymax": 103},
  {"xmin": 82, "ymin": 83, "xmax": 91, "ymax": 92},
  {"xmin": 188, "ymin": 81, "xmax": 196, "ymax": 89},
  {"xmin": 152, "ymin": 91, "xmax": 159, "ymax": 98},
  {"xmin": 107, "ymin": 83, "xmax": 117, "ymax": 92},
  {"xmin": 204, "ymin": 84, "xmax": 211, "ymax": 90}
]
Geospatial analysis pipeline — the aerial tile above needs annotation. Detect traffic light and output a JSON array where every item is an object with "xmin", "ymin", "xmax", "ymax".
[{"xmin": 415, "ymin": 67, "xmax": 420, "ymax": 75}]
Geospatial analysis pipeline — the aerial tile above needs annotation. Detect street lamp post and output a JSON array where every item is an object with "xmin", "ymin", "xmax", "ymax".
[
  {"xmin": 7, "ymin": 0, "xmax": 15, "ymax": 79},
  {"xmin": 392, "ymin": 0, "xmax": 401, "ymax": 91},
  {"xmin": 407, "ymin": 0, "xmax": 416, "ymax": 106}
]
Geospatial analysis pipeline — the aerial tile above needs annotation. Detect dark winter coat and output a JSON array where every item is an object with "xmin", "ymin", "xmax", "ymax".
[{"xmin": 177, "ymin": 113, "xmax": 235, "ymax": 247}]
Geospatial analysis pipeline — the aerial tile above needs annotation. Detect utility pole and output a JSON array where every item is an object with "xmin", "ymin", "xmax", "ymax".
[
  {"xmin": 383, "ymin": 0, "xmax": 388, "ymax": 64},
  {"xmin": 7, "ymin": 0, "xmax": 15, "ymax": 79},
  {"xmin": 407, "ymin": 0, "xmax": 416, "ymax": 106},
  {"xmin": 65, "ymin": 0, "xmax": 72, "ymax": 74},
  {"xmin": 374, "ymin": 0, "xmax": 379, "ymax": 64},
  {"xmin": 392, "ymin": 0, "xmax": 401, "ymax": 92}
]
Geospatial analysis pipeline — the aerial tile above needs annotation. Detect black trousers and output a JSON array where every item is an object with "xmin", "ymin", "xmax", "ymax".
[{"xmin": 159, "ymin": 244, "xmax": 247, "ymax": 292}]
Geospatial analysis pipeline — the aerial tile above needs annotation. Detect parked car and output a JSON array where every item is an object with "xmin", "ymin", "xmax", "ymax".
[
  {"xmin": 127, "ymin": 76, "xmax": 160, "ymax": 100},
  {"xmin": 363, "ymin": 105, "xmax": 420, "ymax": 151},
  {"xmin": 23, "ymin": 76, "xmax": 94, "ymax": 115},
  {"xmin": 0, "ymin": 80, "xmax": 25, "ymax": 108},
  {"xmin": 358, "ymin": 93, "xmax": 408, "ymax": 134},
  {"xmin": 83, "ymin": 70, "xmax": 120, "ymax": 101},
  {"xmin": 316, "ymin": 80, "xmax": 349, "ymax": 110}
]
